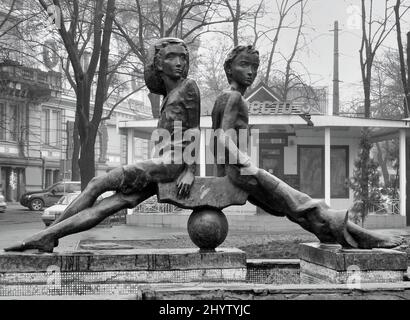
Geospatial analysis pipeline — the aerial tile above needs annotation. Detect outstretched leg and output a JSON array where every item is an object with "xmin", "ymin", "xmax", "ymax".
[
  {"xmin": 4, "ymin": 184, "xmax": 156, "ymax": 252},
  {"xmin": 229, "ymin": 166, "xmax": 403, "ymax": 249},
  {"xmin": 52, "ymin": 167, "xmax": 125, "ymax": 225}
]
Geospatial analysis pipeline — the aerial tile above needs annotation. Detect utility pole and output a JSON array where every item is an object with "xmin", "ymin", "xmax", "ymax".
[{"xmin": 332, "ymin": 21, "xmax": 340, "ymax": 115}]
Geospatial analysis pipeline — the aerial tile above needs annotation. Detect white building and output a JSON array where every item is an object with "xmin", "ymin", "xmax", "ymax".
[{"xmin": 118, "ymin": 83, "xmax": 410, "ymax": 229}]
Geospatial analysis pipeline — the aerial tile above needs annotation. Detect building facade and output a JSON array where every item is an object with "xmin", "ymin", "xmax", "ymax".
[
  {"xmin": 0, "ymin": 60, "xmax": 149, "ymax": 202},
  {"xmin": 119, "ymin": 83, "xmax": 410, "ymax": 227}
]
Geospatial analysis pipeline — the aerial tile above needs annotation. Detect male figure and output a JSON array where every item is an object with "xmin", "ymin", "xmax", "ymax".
[
  {"xmin": 212, "ymin": 45, "xmax": 402, "ymax": 249},
  {"xmin": 5, "ymin": 38, "xmax": 200, "ymax": 252}
]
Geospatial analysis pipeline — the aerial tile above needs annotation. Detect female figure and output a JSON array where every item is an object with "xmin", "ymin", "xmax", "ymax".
[{"xmin": 5, "ymin": 38, "xmax": 200, "ymax": 252}]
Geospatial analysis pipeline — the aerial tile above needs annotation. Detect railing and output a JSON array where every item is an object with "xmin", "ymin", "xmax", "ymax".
[
  {"xmin": 0, "ymin": 63, "xmax": 61, "ymax": 89},
  {"xmin": 133, "ymin": 195, "xmax": 183, "ymax": 214},
  {"xmin": 367, "ymin": 199, "xmax": 400, "ymax": 215}
]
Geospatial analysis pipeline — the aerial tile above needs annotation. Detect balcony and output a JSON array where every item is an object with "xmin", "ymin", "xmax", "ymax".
[{"xmin": 0, "ymin": 60, "xmax": 62, "ymax": 99}]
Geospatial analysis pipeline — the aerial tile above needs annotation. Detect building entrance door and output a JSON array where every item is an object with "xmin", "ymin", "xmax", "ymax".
[{"xmin": 258, "ymin": 141, "xmax": 285, "ymax": 215}]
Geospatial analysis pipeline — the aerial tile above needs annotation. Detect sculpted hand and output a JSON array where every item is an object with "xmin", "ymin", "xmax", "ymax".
[
  {"xmin": 176, "ymin": 169, "xmax": 195, "ymax": 198},
  {"xmin": 238, "ymin": 152, "xmax": 258, "ymax": 176}
]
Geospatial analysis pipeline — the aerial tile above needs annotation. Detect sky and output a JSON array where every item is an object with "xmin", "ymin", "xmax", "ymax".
[
  {"xmin": 302, "ymin": 0, "xmax": 404, "ymax": 109},
  {"xmin": 201, "ymin": 0, "xmax": 410, "ymax": 110}
]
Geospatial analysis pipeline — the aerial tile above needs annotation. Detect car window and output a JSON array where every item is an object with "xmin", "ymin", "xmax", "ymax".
[
  {"xmin": 65, "ymin": 184, "xmax": 74, "ymax": 193},
  {"xmin": 53, "ymin": 184, "xmax": 65, "ymax": 193},
  {"xmin": 70, "ymin": 183, "xmax": 81, "ymax": 192},
  {"xmin": 47, "ymin": 182, "xmax": 59, "ymax": 191},
  {"xmin": 67, "ymin": 193, "xmax": 80, "ymax": 204},
  {"xmin": 57, "ymin": 195, "xmax": 69, "ymax": 205},
  {"xmin": 58, "ymin": 193, "xmax": 79, "ymax": 205}
]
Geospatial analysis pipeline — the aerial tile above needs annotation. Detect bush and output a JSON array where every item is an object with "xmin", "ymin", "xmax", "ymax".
[{"xmin": 349, "ymin": 128, "xmax": 381, "ymax": 225}]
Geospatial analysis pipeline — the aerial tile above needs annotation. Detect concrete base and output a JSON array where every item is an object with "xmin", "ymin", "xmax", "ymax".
[
  {"xmin": 299, "ymin": 243, "xmax": 407, "ymax": 284},
  {"xmin": 140, "ymin": 282, "xmax": 410, "ymax": 300},
  {"xmin": 0, "ymin": 248, "xmax": 246, "ymax": 297}
]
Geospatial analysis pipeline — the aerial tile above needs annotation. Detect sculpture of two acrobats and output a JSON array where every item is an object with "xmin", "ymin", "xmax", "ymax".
[{"xmin": 5, "ymin": 38, "xmax": 403, "ymax": 253}]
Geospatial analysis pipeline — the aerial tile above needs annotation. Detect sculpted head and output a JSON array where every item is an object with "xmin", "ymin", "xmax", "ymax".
[
  {"xmin": 224, "ymin": 45, "xmax": 259, "ymax": 88},
  {"xmin": 144, "ymin": 38, "xmax": 189, "ymax": 96}
]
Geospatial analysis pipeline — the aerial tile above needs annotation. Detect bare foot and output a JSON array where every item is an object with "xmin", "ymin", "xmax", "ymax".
[
  {"xmin": 363, "ymin": 232, "xmax": 404, "ymax": 249},
  {"xmin": 346, "ymin": 222, "xmax": 404, "ymax": 249},
  {"xmin": 4, "ymin": 232, "xmax": 56, "ymax": 253}
]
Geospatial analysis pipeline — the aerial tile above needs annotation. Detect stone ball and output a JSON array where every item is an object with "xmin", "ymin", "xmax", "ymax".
[{"xmin": 187, "ymin": 207, "xmax": 228, "ymax": 250}]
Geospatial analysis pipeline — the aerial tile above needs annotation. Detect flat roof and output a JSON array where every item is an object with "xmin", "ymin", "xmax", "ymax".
[{"xmin": 119, "ymin": 115, "xmax": 410, "ymax": 130}]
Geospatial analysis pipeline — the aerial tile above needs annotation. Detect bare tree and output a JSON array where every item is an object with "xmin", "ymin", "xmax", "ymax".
[
  {"xmin": 281, "ymin": 0, "xmax": 305, "ymax": 101},
  {"xmin": 38, "ymin": 0, "xmax": 117, "ymax": 189},
  {"xmin": 372, "ymin": 50, "xmax": 406, "ymax": 119},
  {"xmin": 394, "ymin": 0, "xmax": 410, "ymax": 118},
  {"xmin": 359, "ymin": 0, "xmax": 408, "ymax": 118},
  {"xmin": 265, "ymin": 0, "xmax": 303, "ymax": 83},
  {"xmin": 221, "ymin": 0, "xmax": 241, "ymax": 46},
  {"xmin": 113, "ymin": 0, "xmax": 241, "ymax": 118}
]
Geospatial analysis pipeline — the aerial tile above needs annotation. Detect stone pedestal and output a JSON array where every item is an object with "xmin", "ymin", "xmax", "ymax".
[
  {"xmin": 299, "ymin": 243, "xmax": 407, "ymax": 284},
  {"xmin": 0, "ymin": 248, "xmax": 246, "ymax": 297}
]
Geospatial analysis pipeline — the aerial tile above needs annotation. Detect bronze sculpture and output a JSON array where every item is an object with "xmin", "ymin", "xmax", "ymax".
[
  {"xmin": 5, "ymin": 38, "xmax": 200, "ymax": 252},
  {"xmin": 4, "ymin": 40, "xmax": 403, "ymax": 253},
  {"xmin": 211, "ymin": 45, "xmax": 403, "ymax": 249}
]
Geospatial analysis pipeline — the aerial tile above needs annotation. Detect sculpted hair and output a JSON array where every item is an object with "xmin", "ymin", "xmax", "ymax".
[
  {"xmin": 144, "ymin": 38, "xmax": 189, "ymax": 96},
  {"xmin": 224, "ymin": 45, "xmax": 259, "ymax": 84}
]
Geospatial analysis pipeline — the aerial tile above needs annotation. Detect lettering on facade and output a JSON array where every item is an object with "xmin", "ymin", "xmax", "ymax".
[{"xmin": 248, "ymin": 100, "xmax": 310, "ymax": 115}]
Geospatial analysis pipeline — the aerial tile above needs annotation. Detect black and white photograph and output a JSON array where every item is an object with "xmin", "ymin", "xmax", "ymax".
[{"xmin": 0, "ymin": 0, "xmax": 410, "ymax": 308}]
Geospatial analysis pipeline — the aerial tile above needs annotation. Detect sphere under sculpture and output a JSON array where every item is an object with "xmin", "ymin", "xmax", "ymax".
[{"xmin": 187, "ymin": 207, "xmax": 229, "ymax": 251}]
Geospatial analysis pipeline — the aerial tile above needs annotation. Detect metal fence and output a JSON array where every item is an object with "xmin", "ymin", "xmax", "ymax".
[{"xmin": 133, "ymin": 195, "xmax": 182, "ymax": 214}]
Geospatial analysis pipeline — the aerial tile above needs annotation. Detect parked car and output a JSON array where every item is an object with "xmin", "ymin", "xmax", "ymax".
[
  {"xmin": 41, "ymin": 191, "xmax": 115, "ymax": 226},
  {"xmin": 0, "ymin": 192, "xmax": 6, "ymax": 213},
  {"xmin": 41, "ymin": 192, "xmax": 80, "ymax": 226},
  {"xmin": 20, "ymin": 181, "xmax": 81, "ymax": 211}
]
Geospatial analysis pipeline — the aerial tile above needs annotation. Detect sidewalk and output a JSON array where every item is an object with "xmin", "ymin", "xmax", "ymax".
[
  {"xmin": 1, "ymin": 202, "xmax": 409, "ymax": 252},
  {"xmin": 0, "ymin": 202, "xmax": 188, "ymax": 251}
]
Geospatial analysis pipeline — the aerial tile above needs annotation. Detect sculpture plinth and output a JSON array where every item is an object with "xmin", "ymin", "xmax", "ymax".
[
  {"xmin": 0, "ymin": 248, "xmax": 247, "ymax": 297},
  {"xmin": 299, "ymin": 243, "xmax": 407, "ymax": 284}
]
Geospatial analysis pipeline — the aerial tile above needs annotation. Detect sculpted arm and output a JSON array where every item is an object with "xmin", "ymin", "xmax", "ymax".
[
  {"xmin": 176, "ymin": 80, "xmax": 201, "ymax": 197},
  {"xmin": 217, "ymin": 92, "xmax": 254, "ymax": 169}
]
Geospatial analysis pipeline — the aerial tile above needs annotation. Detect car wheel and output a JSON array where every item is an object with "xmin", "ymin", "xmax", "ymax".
[{"xmin": 29, "ymin": 199, "xmax": 44, "ymax": 211}]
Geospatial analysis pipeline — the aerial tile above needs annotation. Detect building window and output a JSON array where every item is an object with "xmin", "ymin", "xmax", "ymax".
[
  {"xmin": 0, "ymin": 103, "xmax": 5, "ymax": 140},
  {"xmin": 120, "ymin": 134, "xmax": 127, "ymax": 165},
  {"xmin": 42, "ymin": 107, "xmax": 61, "ymax": 147},
  {"xmin": 0, "ymin": 102, "xmax": 20, "ymax": 142},
  {"xmin": 298, "ymin": 145, "xmax": 349, "ymax": 198},
  {"xmin": 134, "ymin": 137, "xmax": 148, "ymax": 161},
  {"xmin": 53, "ymin": 170, "xmax": 60, "ymax": 184},
  {"xmin": 45, "ymin": 169, "xmax": 53, "ymax": 188},
  {"xmin": 8, "ymin": 104, "xmax": 18, "ymax": 141}
]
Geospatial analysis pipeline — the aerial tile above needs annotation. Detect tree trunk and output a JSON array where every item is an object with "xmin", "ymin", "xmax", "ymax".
[
  {"xmin": 406, "ymin": 31, "xmax": 410, "ymax": 115},
  {"xmin": 79, "ymin": 134, "xmax": 96, "ymax": 191},
  {"xmin": 71, "ymin": 119, "xmax": 80, "ymax": 181},
  {"xmin": 364, "ymin": 59, "xmax": 372, "ymax": 118},
  {"xmin": 232, "ymin": 0, "xmax": 240, "ymax": 47}
]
